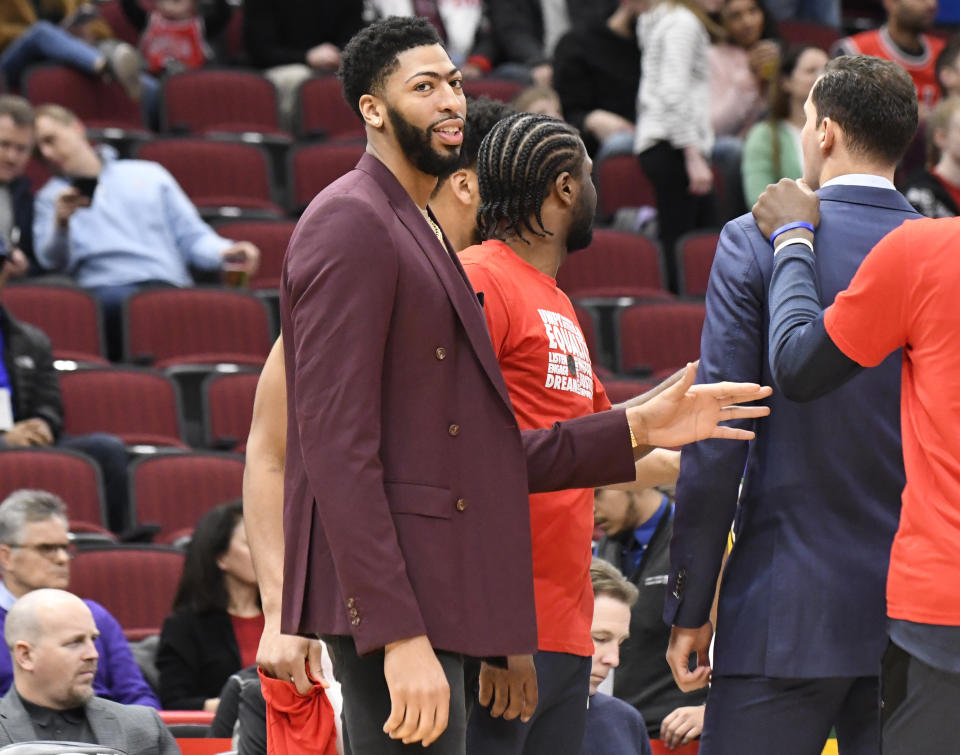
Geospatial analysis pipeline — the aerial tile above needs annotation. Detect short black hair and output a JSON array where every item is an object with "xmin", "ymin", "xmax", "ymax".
[
  {"xmin": 338, "ymin": 16, "xmax": 443, "ymax": 119},
  {"xmin": 811, "ymin": 55, "xmax": 917, "ymax": 166},
  {"xmin": 459, "ymin": 96, "xmax": 515, "ymax": 169},
  {"xmin": 936, "ymin": 33, "xmax": 960, "ymax": 94}
]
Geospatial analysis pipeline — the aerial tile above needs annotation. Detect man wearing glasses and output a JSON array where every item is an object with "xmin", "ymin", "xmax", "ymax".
[{"xmin": 0, "ymin": 490, "xmax": 158, "ymax": 707}]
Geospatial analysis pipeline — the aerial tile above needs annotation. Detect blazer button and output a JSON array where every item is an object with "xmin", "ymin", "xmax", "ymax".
[
  {"xmin": 456, "ymin": 498, "xmax": 467, "ymax": 512},
  {"xmin": 351, "ymin": 616, "xmax": 361, "ymax": 626},
  {"xmin": 349, "ymin": 608, "xmax": 359, "ymax": 618},
  {"xmin": 346, "ymin": 598, "xmax": 356, "ymax": 608},
  {"xmin": 435, "ymin": 346, "xmax": 447, "ymax": 360},
  {"xmin": 448, "ymin": 424, "xmax": 460, "ymax": 436}
]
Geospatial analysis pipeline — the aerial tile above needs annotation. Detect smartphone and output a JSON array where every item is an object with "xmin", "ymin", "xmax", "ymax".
[{"xmin": 70, "ymin": 176, "xmax": 98, "ymax": 200}]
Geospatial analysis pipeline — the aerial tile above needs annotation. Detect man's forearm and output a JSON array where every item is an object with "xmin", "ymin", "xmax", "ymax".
[{"xmin": 242, "ymin": 459, "xmax": 286, "ymax": 621}]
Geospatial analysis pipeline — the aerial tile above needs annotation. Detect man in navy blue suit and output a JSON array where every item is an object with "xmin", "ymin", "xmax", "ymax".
[{"xmin": 664, "ymin": 55, "xmax": 920, "ymax": 755}]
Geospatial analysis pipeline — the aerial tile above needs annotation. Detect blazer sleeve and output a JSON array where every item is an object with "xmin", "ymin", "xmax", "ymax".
[
  {"xmin": 92, "ymin": 604, "xmax": 160, "ymax": 708},
  {"xmin": 284, "ymin": 194, "xmax": 427, "ymax": 653},
  {"xmin": 149, "ymin": 708, "xmax": 181, "ymax": 755},
  {"xmin": 663, "ymin": 220, "xmax": 765, "ymax": 628}
]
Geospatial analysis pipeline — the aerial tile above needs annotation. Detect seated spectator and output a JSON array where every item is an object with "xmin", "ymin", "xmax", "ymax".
[
  {"xmin": 31, "ymin": 103, "xmax": 260, "ymax": 359},
  {"xmin": 741, "ymin": 44, "xmax": 827, "ymax": 206},
  {"xmin": 635, "ymin": 0, "xmax": 722, "ymax": 291},
  {"xmin": 511, "ymin": 84, "xmax": 563, "ymax": 119},
  {"xmin": 0, "ymin": 96, "xmax": 36, "ymax": 276},
  {"xmin": 834, "ymin": 0, "xmax": 944, "ymax": 113},
  {"xmin": 365, "ymin": 0, "xmax": 494, "ymax": 76},
  {"xmin": 762, "ymin": 0, "xmax": 839, "ymax": 28},
  {"xmin": 0, "ymin": 253, "xmax": 130, "ymax": 533},
  {"xmin": 710, "ymin": 0, "xmax": 781, "ymax": 219},
  {"xmin": 0, "ymin": 490, "xmax": 159, "ymax": 708},
  {"xmin": 582, "ymin": 558, "xmax": 652, "ymax": 755},
  {"xmin": 486, "ymin": 0, "xmax": 618, "ymax": 86},
  {"xmin": 157, "ymin": 501, "xmax": 262, "ymax": 712},
  {"xmin": 244, "ymin": 0, "xmax": 364, "ymax": 128},
  {"xmin": 552, "ymin": 0, "xmax": 643, "ymax": 158},
  {"xmin": 936, "ymin": 33, "xmax": 960, "ymax": 98},
  {"xmin": 0, "ymin": 588, "xmax": 177, "ymax": 753},
  {"xmin": 118, "ymin": 0, "xmax": 232, "ymax": 77},
  {"xmin": 903, "ymin": 96, "xmax": 960, "ymax": 217},
  {"xmin": 0, "ymin": 1, "xmax": 147, "ymax": 101},
  {"xmin": 594, "ymin": 487, "xmax": 707, "ymax": 740}
]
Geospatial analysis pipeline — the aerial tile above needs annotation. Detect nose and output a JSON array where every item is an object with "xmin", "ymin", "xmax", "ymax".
[
  {"xmin": 601, "ymin": 642, "xmax": 621, "ymax": 669},
  {"xmin": 84, "ymin": 638, "xmax": 99, "ymax": 661},
  {"xmin": 438, "ymin": 80, "xmax": 463, "ymax": 114}
]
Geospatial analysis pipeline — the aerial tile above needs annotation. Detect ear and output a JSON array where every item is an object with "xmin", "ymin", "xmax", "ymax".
[
  {"xmin": 819, "ymin": 116, "xmax": 836, "ymax": 157},
  {"xmin": 554, "ymin": 170, "xmax": 575, "ymax": 208},
  {"xmin": 449, "ymin": 169, "xmax": 473, "ymax": 206},
  {"xmin": 0, "ymin": 544, "xmax": 14, "ymax": 573},
  {"xmin": 13, "ymin": 641, "xmax": 33, "ymax": 672},
  {"xmin": 358, "ymin": 94, "xmax": 385, "ymax": 130}
]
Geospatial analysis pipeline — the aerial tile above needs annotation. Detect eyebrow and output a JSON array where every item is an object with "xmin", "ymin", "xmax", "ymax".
[{"xmin": 405, "ymin": 67, "xmax": 461, "ymax": 83}]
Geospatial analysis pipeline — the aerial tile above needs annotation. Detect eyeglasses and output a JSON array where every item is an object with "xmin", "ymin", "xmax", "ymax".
[{"xmin": 5, "ymin": 542, "xmax": 76, "ymax": 560}]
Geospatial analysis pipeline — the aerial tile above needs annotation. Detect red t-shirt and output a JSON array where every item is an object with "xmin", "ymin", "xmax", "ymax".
[
  {"xmin": 844, "ymin": 29, "xmax": 945, "ymax": 108},
  {"xmin": 824, "ymin": 217, "xmax": 960, "ymax": 626},
  {"xmin": 140, "ymin": 12, "xmax": 209, "ymax": 75},
  {"xmin": 230, "ymin": 613, "xmax": 265, "ymax": 668},
  {"xmin": 460, "ymin": 240, "xmax": 611, "ymax": 656}
]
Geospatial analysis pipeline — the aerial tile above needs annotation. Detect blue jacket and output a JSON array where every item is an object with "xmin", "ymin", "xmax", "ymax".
[
  {"xmin": 0, "ymin": 590, "xmax": 159, "ymax": 708},
  {"xmin": 665, "ymin": 184, "xmax": 917, "ymax": 678}
]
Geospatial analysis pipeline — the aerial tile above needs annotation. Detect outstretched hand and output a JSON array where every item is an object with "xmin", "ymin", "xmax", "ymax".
[{"xmin": 628, "ymin": 363, "xmax": 772, "ymax": 449}]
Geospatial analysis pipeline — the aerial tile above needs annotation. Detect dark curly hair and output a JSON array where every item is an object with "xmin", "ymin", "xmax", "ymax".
[
  {"xmin": 338, "ymin": 16, "xmax": 443, "ymax": 119},
  {"xmin": 476, "ymin": 112, "xmax": 584, "ymax": 244}
]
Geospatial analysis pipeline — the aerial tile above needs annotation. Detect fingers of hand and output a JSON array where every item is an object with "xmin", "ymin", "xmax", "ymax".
[
  {"xmin": 489, "ymin": 673, "xmax": 510, "ymax": 718},
  {"xmin": 477, "ymin": 670, "xmax": 493, "ymax": 707},
  {"xmin": 521, "ymin": 676, "xmax": 538, "ymax": 722}
]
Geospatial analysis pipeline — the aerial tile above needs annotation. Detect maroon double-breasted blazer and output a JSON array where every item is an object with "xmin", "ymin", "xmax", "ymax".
[{"xmin": 279, "ymin": 153, "xmax": 634, "ymax": 657}]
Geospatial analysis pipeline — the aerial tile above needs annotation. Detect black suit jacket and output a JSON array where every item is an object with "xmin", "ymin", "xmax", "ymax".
[{"xmin": 156, "ymin": 608, "xmax": 242, "ymax": 710}]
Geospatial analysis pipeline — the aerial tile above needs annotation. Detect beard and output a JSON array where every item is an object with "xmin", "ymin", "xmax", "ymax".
[
  {"xmin": 566, "ymin": 190, "xmax": 595, "ymax": 253},
  {"xmin": 387, "ymin": 106, "xmax": 462, "ymax": 178}
]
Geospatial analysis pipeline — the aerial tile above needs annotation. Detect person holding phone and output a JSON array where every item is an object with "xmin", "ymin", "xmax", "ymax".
[{"xmin": 31, "ymin": 104, "xmax": 260, "ymax": 359}]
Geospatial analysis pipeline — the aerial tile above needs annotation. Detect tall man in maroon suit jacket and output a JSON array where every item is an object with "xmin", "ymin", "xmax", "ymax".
[{"xmin": 276, "ymin": 16, "xmax": 772, "ymax": 753}]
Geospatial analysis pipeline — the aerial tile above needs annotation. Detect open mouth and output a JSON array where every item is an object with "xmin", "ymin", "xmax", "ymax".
[{"xmin": 433, "ymin": 120, "xmax": 463, "ymax": 146}]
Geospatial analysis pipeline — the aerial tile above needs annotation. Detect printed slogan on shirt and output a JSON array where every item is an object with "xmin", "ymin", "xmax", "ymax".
[{"xmin": 539, "ymin": 308, "xmax": 594, "ymax": 399}]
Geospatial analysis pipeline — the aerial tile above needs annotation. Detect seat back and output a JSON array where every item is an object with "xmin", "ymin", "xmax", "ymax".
[
  {"xmin": 214, "ymin": 220, "xmax": 296, "ymax": 289},
  {"xmin": 295, "ymin": 76, "xmax": 365, "ymax": 140},
  {"xmin": 59, "ymin": 368, "xmax": 186, "ymax": 447},
  {"xmin": 161, "ymin": 69, "xmax": 282, "ymax": 134},
  {"xmin": 462, "ymin": 78, "xmax": 525, "ymax": 103},
  {"xmin": 2, "ymin": 284, "xmax": 105, "ymax": 362},
  {"xmin": 203, "ymin": 371, "xmax": 261, "ymax": 452},
  {"xmin": 124, "ymin": 288, "xmax": 272, "ymax": 366},
  {"xmin": 70, "ymin": 545, "xmax": 185, "ymax": 640},
  {"xmin": 596, "ymin": 154, "xmax": 656, "ymax": 219},
  {"xmin": 619, "ymin": 302, "xmax": 705, "ymax": 376},
  {"xmin": 572, "ymin": 305, "xmax": 600, "ymax": 365},
  {"xmin": 129, "ymin": 452, "xmax": 244, "ymax": 542},
  {"xmin": 288, "ymin": 142, "xmax": 366, "ymax": 211},
  {"xmin": 23, "ymin": 65, "xmax": 143, "ymax": 130},
  {"xmin": 0, "ymin": 448, "xmax": 106, "ymax": 528},
  {"xmin": 557, "ymin": 229, "xmax": 665, "ymax": 297},
  {"xmin": 676, "ymin": 231, "xmax": 720, "ymax": 297},
  {"xmin": 778, "ymin": 21, "xmax": 841, "ymax": 49}
]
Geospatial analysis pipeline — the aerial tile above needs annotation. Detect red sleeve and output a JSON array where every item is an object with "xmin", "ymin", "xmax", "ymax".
[
  {"xmin": 592, "ymin": 372, "xmax": 611, "ymax": 412},
  {"xmin": 824, "ymin": 221, "xmax": 911, "ymax": 367},
  {"xmin": 462, "ymin": 261, "xmax": 512, "ymax": 358}
]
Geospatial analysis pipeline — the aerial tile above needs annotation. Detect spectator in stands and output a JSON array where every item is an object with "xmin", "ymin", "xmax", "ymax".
[
  {"xmin": 741, "ymin": 44, "xmax": 827, "ymax": 206},
  {"xmin": 157, "ymin": 501, "xmax": 262, "ymax": 712},
  {"xmin": 903, "ymin": 96, "xmax": 960, "ymax": 217},
  {"xmin": 511, "ymin": 85, "xmax": 563, "ymax": 119},
  {"xmin": 118, "ymin": 0, "xmax": 232, "ymax": 77},
  {"xmin": 635, "ymin": 0, "xmax": 722, "ymax": 292},
  {"xmin": 936, "ymin": 34, "xmax": 960, "ymax": 97},
  {"xmin": 0, "ymin": 588, "xmax": 177, "ymax": 752},
  {"xmin": 580, "ymin": 558, "xmax": 651, "ymax": 755},
  {"xmin": 763, "ymin": 0, "xmax": 839, "ymax": 28},
  {"xmin": 486, "ymin": 0, "xmax": 618, "ymax": 86},
  {"xmin": 365, "ymin": 0, "xmax": 495, "ymax": 77},
  {"xmin": 0, "ymin": 251, "xmax": 130, "ymax": 533},
  {"xmin": 552, "ymin": 0, "xmax": 643, "ymax": 159},
  {"xmin": 244, "ymin": 0, "xmax": 365, "ymax": 128},
  {"xmin": 0, "ymin": 1, "xmax": 146, "ymax": 101},
  {"xmin": 594, "ymin": 487, "xmax": 707, "ymax": 741},
  {"xmin": 31, "ymin": 103, "xmax": 259, "ymax": 359},
  {"xmin": 834, "ymin": 0, "xmax": 943, "ymax": 112},
  {"xmin": 0, "ymin": 96, "xmax": 35, "ymax": 276},
  {"xmin": 0, "ymin": 490, "xmax": 159, "ymax": 708}
]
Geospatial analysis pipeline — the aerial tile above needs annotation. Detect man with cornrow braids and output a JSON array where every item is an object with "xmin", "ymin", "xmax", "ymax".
[
  {"xmin": 267, "ymin": 16, "xmax": 772, "ymax": 753},
  {"xmin": 462, "ymin": 112, "xmax": 677, "ymax": 754}
]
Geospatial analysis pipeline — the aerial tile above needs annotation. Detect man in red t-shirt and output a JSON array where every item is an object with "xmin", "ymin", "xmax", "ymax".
[
  {"xmin": 756, "ymin": 179, "xmax": 960, "ymax": 755},
  {"xmin": 461, "ymin": 113, "xmax": 679, "ymax": 753},
  {"xmin": 834, "ymin": 0, "xmax": 943, "ymax": 109}
]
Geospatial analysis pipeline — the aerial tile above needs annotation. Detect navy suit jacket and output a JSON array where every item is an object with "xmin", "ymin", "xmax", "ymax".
[{"xmin": 665, "ymin": 184, "xmax": 916, "ymax": 678}]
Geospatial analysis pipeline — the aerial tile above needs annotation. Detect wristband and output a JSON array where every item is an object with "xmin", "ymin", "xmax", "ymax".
[
  {"xmin": 769, "ymin": 221, "xmax": 815, "ymax": 245},
  {"xmin": 773, "ymin": 236, "xmax": 814, "ymax": 256}
]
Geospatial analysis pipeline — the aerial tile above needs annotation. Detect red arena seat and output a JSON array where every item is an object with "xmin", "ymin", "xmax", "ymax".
[
  {"xmin": 203, "ymin": 371, "xmax": 260, "ymax": 452},
  {"xmin": 1, "ymin": 284, "xmax": 106, "ymax": 363},
  {"xmin": 557, "ymin": 229, "xmax": 666, "ymax": 298},
  {"xmin": 618, "ymin": 302, "xmax": 705, "ymax": 377}
]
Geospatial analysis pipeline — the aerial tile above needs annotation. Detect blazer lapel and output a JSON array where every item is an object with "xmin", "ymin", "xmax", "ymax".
[
  {"xmin": 86, "ymin": 699, "xmax": 125, "ymax": 751},
  {"xmin": 358, "ymin": 154, "xmax": 516, "ymax": 413},
  {"xmin": 0, "ymin": 691, "xmax": 39, "ymax": 743}
]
